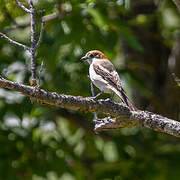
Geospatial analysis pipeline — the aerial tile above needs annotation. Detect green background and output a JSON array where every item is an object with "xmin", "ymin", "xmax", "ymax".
[{"xmin": 0, "ymin": 0, "xmax": 180, "ymax": 179}]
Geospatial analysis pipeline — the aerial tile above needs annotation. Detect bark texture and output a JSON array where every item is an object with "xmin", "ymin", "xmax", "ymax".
[{"xmin": 0, "ymin": 77, "xmax": 179, "ymax": 138}]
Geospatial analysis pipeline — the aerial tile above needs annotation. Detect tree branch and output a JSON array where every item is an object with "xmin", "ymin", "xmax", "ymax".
[
  {"xmin": 0, "ymin": 32, "xmax": 30, "ymax": 51},
  {"xmin": 29, "ymin": 0, "xmax": 37, "ymax": 86},
  {"xmin": 15, "ymin": 0, "xmax": 31, "ymax": 13},
  {"xmin": 94, "ymin": 111, "xmax": 180, "ymax": 138},
  {"xmin": 35, "ymin": 21, "xmax": 45, "ymax": 50},
  {"xmin": 0, "ymin": 77, "xmax": 179, "ymax": 138},
  {"xmin": 0, "ymin": 1, "xmax": 69, "ymax": 87},
  {"xmin": 2, "ymin": 12, "xmax": 69, "ymax": 33}
]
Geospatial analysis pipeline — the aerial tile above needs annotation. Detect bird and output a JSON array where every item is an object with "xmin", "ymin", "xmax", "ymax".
[{"xmin": 80, "ymin": 50, "xmax": 137, "ymax": 111}]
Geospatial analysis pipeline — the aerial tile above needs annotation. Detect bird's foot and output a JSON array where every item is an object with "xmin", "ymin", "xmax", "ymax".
[
  {"xmin": 88, "ymin": 92, "xmax": 103, "ymax": 100},
  {"xmin": 105, "ymin": 98, "xmax": 114, "ymax": 103},
  {"xmin": 87, "ymin": 96, "xmax": 98, "ymax": 100}
]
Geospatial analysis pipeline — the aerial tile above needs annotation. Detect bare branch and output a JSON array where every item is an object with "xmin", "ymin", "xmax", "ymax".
[
  {"xmin": 171, "ymin": 0, "xmax": 180, "ymax": 13},
  {"xmin": 42, "ymin": 13, "xmax": 59, "ymax": 22},
  {"xmin": 29, "ymin": 0, "xmax": 37, "ymax": 86},
  {"xmin": 3, "ymin": 3, "xmax": 66, "ymax": 33},
  {"xmin": 3, "ymin": 12, "xmax": 69, "ymax": 33},
  {"xmin": 0, "ymin": 77, "xmax": 130, "ymax": 116},
  {"xmin": 0, "ymin": 32, "xmax": 30, "ymax": 51},
  {"xmin": 15, "ymin": 0, "xmax": 31, "ymax": 13},
  {"xmin": 94, "ymin": 111, "xmax": 180, "ymax": 138},
  {"xmin": 90, "ymin": 81, "xmax": 98, "ymax": 120},
  {"xmin": 0, "ymin": 77, "xmax": 179, "ymax": 138},
  {"xmin": 35, "ymin": 21, "xmax": 45, "ymax": 50},
  {"xmin": 41, "ymin": 12, "xmax": 70, "ymax": 22},
  {"xmin": 28, "ymin": 1, "xmax": 63, "ymax": 86},
  {"xmin": 1, "ymin": 0, "xmax": 70, "ymax": 88},
  {"xmin": 38, "ymin": 61, "xmax": 44, "ymax": 87}
]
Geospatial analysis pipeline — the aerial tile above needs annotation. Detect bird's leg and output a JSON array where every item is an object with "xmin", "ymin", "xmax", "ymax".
[
  {"xmin": 90, "ymin": 82, "xmax": 98, "ymax": 120},
  {"xmin": 90, "ymin": 81, "xmax": 103, "ymax": 99},
  {"xmin": 90, "ymin": 81, "xmax": 95, "ymax": 97},
  {"xmin": 93, "ymin": 91, "xmax": 103, "ymax": 99}
]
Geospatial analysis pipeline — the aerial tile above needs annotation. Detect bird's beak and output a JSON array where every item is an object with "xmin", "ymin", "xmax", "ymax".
[{"xmin": 80, "ymin": 56, "xmax": 88, "ymax": 61}]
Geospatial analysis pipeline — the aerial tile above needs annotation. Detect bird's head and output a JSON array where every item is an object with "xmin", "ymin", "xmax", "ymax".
[{"xmin": 80, "ymin": 50, "xmax": 107, "ymax": 64}]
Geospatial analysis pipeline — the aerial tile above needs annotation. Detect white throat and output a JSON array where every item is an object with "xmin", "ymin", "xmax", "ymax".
[{"xmin": 87, "ymin": 58, "xmax": 99, "ymax": 65}]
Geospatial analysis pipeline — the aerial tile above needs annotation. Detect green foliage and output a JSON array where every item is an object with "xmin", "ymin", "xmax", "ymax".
[{"xmin": 0, "ymin": 0, "xmax": 180, "ymax": 179}]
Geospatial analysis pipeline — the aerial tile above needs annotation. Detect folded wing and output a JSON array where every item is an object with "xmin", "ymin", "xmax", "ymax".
[{"xmin": 93, "ymin": 60, "xmax": 137, "ymax": 111}]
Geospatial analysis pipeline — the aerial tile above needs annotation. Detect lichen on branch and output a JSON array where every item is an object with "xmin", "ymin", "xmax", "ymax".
[{"xmin": 0, "ymin": 77, "xmax": 179, "ymax": 138}]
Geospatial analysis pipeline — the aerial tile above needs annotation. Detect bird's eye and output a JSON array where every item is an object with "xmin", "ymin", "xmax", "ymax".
[
  {"xmin": 95, "ymin": 54, "xmax": 99, "ymax": 58},
  {"xmin": 89, "ymin": 54, "xmax": 94, "ymax": 58}
]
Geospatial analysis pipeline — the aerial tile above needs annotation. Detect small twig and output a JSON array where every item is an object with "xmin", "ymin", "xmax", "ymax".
[
  {"xmin": 29, "ymin": 0, "xmax": 37, "ymax": 86},
  {"xmin": 41, "ymin": 13, "xmax": 60, "ymax": 22},
  {"xmin": 41, "ymin": 11, "xmax": 70, "ymax": 22},
  {"xmin": 1, "ymin": 1, "xmax": 47, "ymax": 87},
  {"xmin": 90, "ymin": 81, "xmax": 98, "ymax": 120},
  {"xmin": 35, "ymin": 21, "xmax": 45, "ymax": 50},
  {"xmin": 3, "ymin": 12, "xmax": 69, "ymax": 33},
  {"xmin": 2, "ymin": 7, "xmax": 71, "ymax": 33},
  {"xmin": 94, "ymin": 117, "xmax": 117, "ymax": 132},
  {"xmin": 38, "ymin": 61, "xmax": 44, "ymax": 87},
  {"xmin": 36, "ymin": 9, "xmax": 46, "ymax": 14},
  {"xmin": 0, "ymin": 32, "xmax": 30, "ymax": 51},
  {"xmin": 15, "ymin": 0, "xmax": 31, "ymax": 13},
  {"xmin": 2, "ymin": 1, "xmax": 65, "ymax": 87}
]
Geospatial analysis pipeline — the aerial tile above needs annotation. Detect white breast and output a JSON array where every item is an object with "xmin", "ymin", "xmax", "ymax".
[{"xmin": 89, "ymin": 62, "xmax": 112, "ymax": 93}]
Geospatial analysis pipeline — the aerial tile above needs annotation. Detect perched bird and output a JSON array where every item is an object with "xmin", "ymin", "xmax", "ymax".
[{"xmin": 81, "ymin": 50, "xmax": 137, "ymax": 111}]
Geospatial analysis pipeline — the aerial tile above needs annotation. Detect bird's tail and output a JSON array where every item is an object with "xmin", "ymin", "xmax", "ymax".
[{"xmin": 112, "ymin": 88, "xmax": 137, "ymax": 111}]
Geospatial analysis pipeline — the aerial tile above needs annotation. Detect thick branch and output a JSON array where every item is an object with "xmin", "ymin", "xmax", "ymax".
[
  {"xmin": 0, "ymin": 77, "xmax": 130, "ymax": 116},
  {"xmin": 0, "ymin": 77, "xmax": 179, "ymax": 138},
  {"xmin": 94, "ymin": 111, "xmax": 180, "ymax": 138},
  {"xmin": 131, "ymin": 111, "xmax": 180, "ymax": 137}
]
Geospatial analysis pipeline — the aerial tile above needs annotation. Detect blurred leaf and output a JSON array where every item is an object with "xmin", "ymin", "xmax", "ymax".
[
  {"xmin": 113, "ymin": 21, "xmax": 143, "ymax": 51},
  {"xmin": 87, "ymin": 8, "xmax": 108, "ymax": 30}
]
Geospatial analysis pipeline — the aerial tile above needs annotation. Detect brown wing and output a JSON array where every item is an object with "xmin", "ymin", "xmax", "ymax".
[
  {"xmin": 93, "ymin": 60, "xmax": 123, "ymax": 92},
  {"xmin": 93, "ymin": 60, "xmax": 137, "ymax": 110}
]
